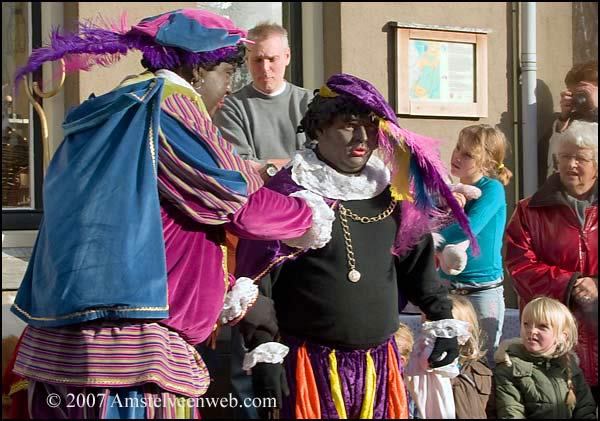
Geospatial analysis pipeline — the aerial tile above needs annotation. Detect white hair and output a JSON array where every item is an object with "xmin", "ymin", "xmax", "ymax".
[{"xmin": 552, "ymin": 120, "xmax": 598, "ymax": 165}]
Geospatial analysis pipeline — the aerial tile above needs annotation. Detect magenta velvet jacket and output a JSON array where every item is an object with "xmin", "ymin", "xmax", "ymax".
[{"xmin": 159, "ymin": 186, "xmax": 312, "ymax": 346}]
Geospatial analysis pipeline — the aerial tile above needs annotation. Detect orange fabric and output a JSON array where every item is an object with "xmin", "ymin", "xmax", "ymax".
[
  {"xmin": 387, "ymin": 342, "xmax": 408, "ymax": 419},
  {"xmin": 225, "ymin": 232, "xmax": 239, "ymax": 274},
  {"xmin": 294, "ymin": 344, "xmax": 321, "ymax": 419}
]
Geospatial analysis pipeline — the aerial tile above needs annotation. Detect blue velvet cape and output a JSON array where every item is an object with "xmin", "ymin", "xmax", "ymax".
[{"xmin": 12, "ymin": 78, "xmax": 169, "ymax": 326}]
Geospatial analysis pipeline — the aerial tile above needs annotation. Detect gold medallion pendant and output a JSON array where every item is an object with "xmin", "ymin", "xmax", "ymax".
[
  {"xmin": 338, "ymin": 199, "xmax": 396, "ymax": 283},
  {"xmin": 348, "ymin": 269, "xmax": 361, "ymax": 283}
]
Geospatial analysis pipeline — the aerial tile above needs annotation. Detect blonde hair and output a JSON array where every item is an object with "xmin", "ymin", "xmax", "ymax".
[
  {"xmin": 394, "ymin": 323, "xmax": 414, "ymax": 365},
  {"xmin": 521, "ymin": 296, "xmax": 578, "ymax": 357},
  {"xmin": 457, "ymin": 124, "xmax": 513, "ymax": 186},
  {"xmin": 521, "ymin": 296, "xmax": 579, "ymax": 409},
  {"xmin": 247, "ymin": 22, "xmax": 289, "ymax": 48},
  {"xmin": 450, "ymin": 295, "xmax": 487, "ymax": 364}
]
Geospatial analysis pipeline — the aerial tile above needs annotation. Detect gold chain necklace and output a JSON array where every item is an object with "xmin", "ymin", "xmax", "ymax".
[{"xmin": 338, "ymin": 198, "xmax": 397, "ymax": 282}]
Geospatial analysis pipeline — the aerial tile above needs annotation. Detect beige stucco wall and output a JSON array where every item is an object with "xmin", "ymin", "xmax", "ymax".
[
  {"xmin": 324, "ymin": 2, "xmax": 575, "ymax": 203},
  {"xmin": 63, "ymin": 3, "xmax": 196, "ymax": 107},
  {"xmin": 536, "ymin": 2, "xmax": 576, "ymax": 180},
  {"xmin": 537, "ymin": 3, "xmax": 574, "ymax": 115},
  {"xmin": 325, "ymin": 3, "xmax": 512, "ymax": 157}
]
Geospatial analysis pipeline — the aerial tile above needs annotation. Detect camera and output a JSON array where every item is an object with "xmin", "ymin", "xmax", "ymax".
[{"xmin": 570, "ymin": 91, "xmax": 596, "ymax": 121}]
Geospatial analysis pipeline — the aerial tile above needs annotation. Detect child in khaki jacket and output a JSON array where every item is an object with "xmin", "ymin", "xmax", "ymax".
[{"xmin": 494, "ymin": 297, "xmax": 596, "ymax": 419}]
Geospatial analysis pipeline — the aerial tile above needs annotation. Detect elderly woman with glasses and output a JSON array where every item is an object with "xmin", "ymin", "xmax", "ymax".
[{"xmin": 505, "ymin": 119, "xmax": 598, "ymax": 404}]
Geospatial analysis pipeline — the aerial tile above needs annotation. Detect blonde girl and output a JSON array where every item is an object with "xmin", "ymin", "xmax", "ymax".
[
  {"xmin": 394, "ymin": 322, "xmax": 415, "ymax": 367},
  {"xmin": 450, "ymin": 295, "xmax": 494, "ymax": 418},
  {"xmin": 494, "ymin": 297, "xmax": 596, "ymax": 418},
  {"xmin": 438, "ymin": 124, "xmax": 513, "ymax": 365},
  {"xmin": 394, "ymin": 323, "xmax": 419, "ymax": 418}
]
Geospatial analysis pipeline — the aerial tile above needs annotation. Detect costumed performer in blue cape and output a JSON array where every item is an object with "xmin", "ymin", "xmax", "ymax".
[{"xmin": 6, "ymin": 8, "xmax": 334, "ymax": 419}]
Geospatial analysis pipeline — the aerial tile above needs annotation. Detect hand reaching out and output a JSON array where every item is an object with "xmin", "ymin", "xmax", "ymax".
[
  {"xmin": 452, "ymin": 192, "xmax": 466, "ymax": 208},
  {"xmin": 559, "ymin": 88, "xmax": 574, "ymax": 121},
  {"xmin": 443, "ymin": 183, "xmax": 481, "ymax": 209},
  {"xmin": 572, "ymin": 276, "xmax": 598, "ymax": 308}
]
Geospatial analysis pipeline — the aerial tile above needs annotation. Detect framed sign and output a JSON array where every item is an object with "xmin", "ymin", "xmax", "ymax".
[{"xmin": 390, "ymin": 23, "xmax": 489, "ymax": 118}]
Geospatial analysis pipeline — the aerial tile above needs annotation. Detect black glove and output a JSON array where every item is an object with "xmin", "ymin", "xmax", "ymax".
[
  {"xmin": 238, "ymin": 294, "xmax": 278, "ymax": 349},
  {"xmin": 428, "ymin": 336, "xmax": 459, "ymax": 368},
  {"xmin": 252, "ymin": 362, "xmax": 289, "ymax": 411}
]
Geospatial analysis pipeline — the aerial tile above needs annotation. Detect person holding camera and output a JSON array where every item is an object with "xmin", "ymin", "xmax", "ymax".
[{"xmin": 548, "ymin": 60, "xmax": 598, "ymax": 178}]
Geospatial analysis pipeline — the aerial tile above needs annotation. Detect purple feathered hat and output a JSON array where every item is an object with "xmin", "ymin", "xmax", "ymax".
[
  {"xmin": 15, "ymin": 8, "xmax": 252, "ymax": 83},
  {"xmin": 320, "ymin": 73, "xmax": 478, "ymax": 254}
]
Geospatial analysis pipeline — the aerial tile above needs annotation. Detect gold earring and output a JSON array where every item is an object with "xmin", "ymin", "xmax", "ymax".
[{"xmin": 193, "ymin": 78, "xmax": 205, "ymax": 96}]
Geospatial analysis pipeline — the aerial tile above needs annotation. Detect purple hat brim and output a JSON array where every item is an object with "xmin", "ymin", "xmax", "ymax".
[
  {"xmin": 14, "ymin": 8, "xmax": 248, "ymax": 82},
  {"xmin": 326, "ymin": 73, "xmax": 398, "ymax": 123},
  {"xmin": 323, "ymin": 73, "xmax": 479, "ymax": 254}
]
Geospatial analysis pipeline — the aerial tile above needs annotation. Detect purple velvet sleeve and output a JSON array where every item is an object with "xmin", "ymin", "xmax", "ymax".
[{"xmin": 232, "ymin": 170, "xmax": 313, "ymax": 281}]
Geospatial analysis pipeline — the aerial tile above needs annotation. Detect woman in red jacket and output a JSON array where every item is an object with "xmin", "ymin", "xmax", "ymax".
[{"xmin": 505, "ymin": 119, "xmax": 598, "ymax": 404}]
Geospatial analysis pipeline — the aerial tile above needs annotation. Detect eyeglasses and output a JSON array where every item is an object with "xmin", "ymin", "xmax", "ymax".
[{"xmin": 557, "ymin": 153, "xmax": 595, "ymax": 164}]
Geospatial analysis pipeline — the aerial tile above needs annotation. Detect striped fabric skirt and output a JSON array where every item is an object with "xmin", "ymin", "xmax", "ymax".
[
  {"xmin": 12, "ymin": 323, "xmax": 209, "ymax": 419},
  {"xmin": 281, "ymin": 336, "xmax": 408, "ymax": 419}
]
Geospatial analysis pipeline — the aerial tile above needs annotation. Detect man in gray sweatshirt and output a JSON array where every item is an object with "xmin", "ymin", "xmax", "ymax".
[
  {"xmin": 212, "ymin": 22, "xmax": 312, "ymax": 419},
  {"xmin": 213, "ymin": 22, "xmax": 312, "ymax": 180}
]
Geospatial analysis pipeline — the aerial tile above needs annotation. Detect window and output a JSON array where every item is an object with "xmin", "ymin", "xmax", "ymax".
[
  {"xmin": 196, "ymin": 2, "xmax": 303, "ymax": 89},
  {"xmin": 2, "ymin": 2, "xmax": 44, "ymax": 229}
]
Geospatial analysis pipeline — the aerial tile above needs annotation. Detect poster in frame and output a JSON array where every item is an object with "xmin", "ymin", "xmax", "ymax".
[{"xmin": 390, "ymin": 23, "xmax": 489, "ymax": 118}]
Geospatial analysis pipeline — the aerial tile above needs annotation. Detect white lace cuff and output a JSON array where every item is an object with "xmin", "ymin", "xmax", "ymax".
[
  {"xmin": 421, "ymin": 319, "xmax": 471, "ymax": 344},
  {"xmin": 420, "ymin": 319, "xmax": 471, "ymax": 376},
  {"xmin": 440, "ymin": 240, "xmax": 470, "ymax": 275},
  {"xmin": 242, "ymin": 342, "xmax": 289, "ymax": 371},
  {"xmin": 219, "ymin": 277, "xmax": 258, "ymax": 325},
  {"xmin": 282, "ymin": 190, "xmax": 334, "ymax": 250}
]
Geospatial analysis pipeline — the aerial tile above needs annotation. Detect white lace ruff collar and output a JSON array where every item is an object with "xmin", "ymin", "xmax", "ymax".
[
  {"xmin": 155, "ymin": 69, "xmax": 193, "ymax": 90},
  {"xmin": 290, "ymin": 149, "xmax": 390, "ymax": 200}
]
